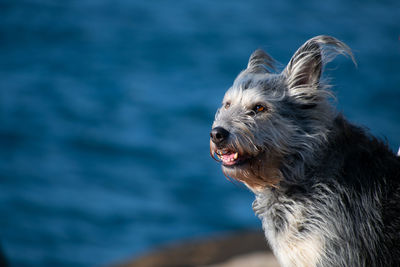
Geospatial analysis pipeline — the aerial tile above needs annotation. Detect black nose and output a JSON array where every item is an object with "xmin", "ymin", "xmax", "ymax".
[{"xmin": 210, "ymin": 127, "xmax": 230, "ymax": 144}]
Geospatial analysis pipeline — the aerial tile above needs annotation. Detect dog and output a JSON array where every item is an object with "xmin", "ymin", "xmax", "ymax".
[{"xmin": 210, "ymin": 35, "xmax": 400, "ymax": 267}]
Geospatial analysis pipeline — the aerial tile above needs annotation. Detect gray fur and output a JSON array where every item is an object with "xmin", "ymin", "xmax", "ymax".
[{"xmin": 210, "ymin": 35, "xmax": 400, "ymax": 266}]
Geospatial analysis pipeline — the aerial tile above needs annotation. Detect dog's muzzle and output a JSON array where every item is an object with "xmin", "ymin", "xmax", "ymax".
[{"xmin": 210, "ymin": 127, "xmax": 244, "ymax": 166}]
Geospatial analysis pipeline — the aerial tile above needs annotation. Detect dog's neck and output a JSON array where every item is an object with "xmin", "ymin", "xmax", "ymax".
[
  {"xmin": 251, "ymin": 115, "xmax": 386, "ymax": 267},
  {"xmin": 252, "ymin": 116, "xmax": 346, "ymax": 267},
  {"xmin": 253, "ymin": 186, "xmax": 326, "ymax": 267}
]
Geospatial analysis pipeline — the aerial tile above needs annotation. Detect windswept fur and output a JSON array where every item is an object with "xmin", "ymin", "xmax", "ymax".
[{"xmin": 210, "ymin": 35, "xmax": 400, "ymax": 266}]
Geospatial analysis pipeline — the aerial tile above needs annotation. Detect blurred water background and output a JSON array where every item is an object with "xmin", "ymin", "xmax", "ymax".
[{"xmin": 0, "ymin": 0, "xmax": 399, "ymax": 266}]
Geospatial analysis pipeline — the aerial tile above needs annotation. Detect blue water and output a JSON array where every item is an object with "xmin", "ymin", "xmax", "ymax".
[{"xmin": 0, "ymin": 0, "xmax": 399, "ymax": 266}]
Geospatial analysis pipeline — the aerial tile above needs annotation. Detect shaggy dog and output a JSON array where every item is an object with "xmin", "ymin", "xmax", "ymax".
[{"xmin": 210, "ymin": 35, "xmax": 400, "ymax": 267}]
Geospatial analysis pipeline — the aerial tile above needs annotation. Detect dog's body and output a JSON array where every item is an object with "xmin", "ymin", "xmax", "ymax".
[{"xmin": 210, "ymin": 36, "xmax": 400, "ymax": 266}]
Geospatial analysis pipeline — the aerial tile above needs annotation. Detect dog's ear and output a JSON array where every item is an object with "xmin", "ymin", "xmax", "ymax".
[
  {"xmin": 284, "ymin": 35, "xmax": 355, "ymax": 90},
  {"xmin": 285, "ymin": 40, "xmax": 322, "ymax": 88},
  {"xmin": 247, "ymin": 49, "xmax": 276, "ymax": 73}
]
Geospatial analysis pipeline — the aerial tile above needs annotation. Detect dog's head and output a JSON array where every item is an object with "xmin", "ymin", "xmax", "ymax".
[{"xmin": 210, "ymin": 35, "xmax": 354, "ymax": 192}]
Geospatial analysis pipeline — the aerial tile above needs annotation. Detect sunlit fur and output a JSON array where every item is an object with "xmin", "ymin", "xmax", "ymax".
[{"xmin": 210, "ymin": 35, "xmax": 400, "ymax": 266}]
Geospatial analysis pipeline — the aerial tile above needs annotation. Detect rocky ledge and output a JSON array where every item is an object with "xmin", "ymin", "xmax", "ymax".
[{"xmin": 112, "ymin": 230, "xmax": 279, "ymax": 267}]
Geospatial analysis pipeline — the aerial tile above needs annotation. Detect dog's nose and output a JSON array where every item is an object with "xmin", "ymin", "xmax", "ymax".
[{"xmin": 210, "ymin": 127, "xmax": 230, "ymax": 144}]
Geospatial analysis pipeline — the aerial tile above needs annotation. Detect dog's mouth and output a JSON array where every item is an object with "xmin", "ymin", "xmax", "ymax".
[
  {"xmin": 216, "ymin": 149, "xmax": 239, "ymax": 166},
  {"xmin": 213, "ymin": 148, "xmax": 251, "ymax": 167}
]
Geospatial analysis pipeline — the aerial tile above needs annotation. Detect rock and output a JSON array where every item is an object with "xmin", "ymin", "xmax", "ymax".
[
  {"xmin": 112, "ymin": 230, "xmax": 278, "ymax": 267},
  {"xmin": 207, "ymin": 252, "xmax": 278, "ymax": 267}
]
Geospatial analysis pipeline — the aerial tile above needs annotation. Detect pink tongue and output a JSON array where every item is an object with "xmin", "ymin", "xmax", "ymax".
[{"xmin": 221, "ymin": 153, "xmax": 235, "ymax": 162}]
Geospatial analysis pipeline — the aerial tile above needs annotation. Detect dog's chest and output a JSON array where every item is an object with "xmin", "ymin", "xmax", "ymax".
[{"xmin": 254, "ymin": 192, "xmax": 324, "ymax": 267}]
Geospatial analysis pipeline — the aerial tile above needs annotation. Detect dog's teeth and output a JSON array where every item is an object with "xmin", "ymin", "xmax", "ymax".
[{"xmin": 234, "ymin": 152, "xmax": 238, "ymax": 159}]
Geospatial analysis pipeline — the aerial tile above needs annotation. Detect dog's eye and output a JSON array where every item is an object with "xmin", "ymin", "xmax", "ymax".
[
  {"xmin": 224, "ymin": 102, "xmax": 231, "ymax": 109},
  {"xmin": 253, "ymin": 104, "xmax": 266, "ymax": 113}
]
